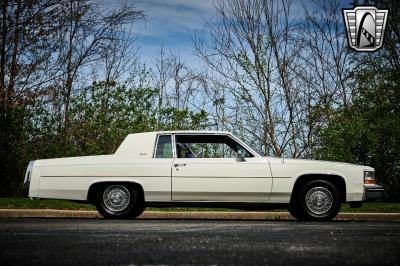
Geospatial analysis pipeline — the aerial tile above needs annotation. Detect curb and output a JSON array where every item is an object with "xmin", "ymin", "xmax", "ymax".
[{"xmin": 1, "ymin": 209, "xmax": 400, "ymax": 221}]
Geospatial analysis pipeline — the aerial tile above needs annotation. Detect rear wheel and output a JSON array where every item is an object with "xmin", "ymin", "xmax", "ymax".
[
  {"xmin": 288, "ymin": 204, "xmax": 303, "ymax": 220},
  {"xmin": 95, "ymin": 183, "xmax": 144, "ymax": 219},
  {"xmin": 290, "ymin": 180, "xmax": 341, "ymax": 221}
]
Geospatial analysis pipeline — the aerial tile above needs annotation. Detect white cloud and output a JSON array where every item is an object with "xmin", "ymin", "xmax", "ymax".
[{"xmin": 134, "ymin": 0, "xmax": 215, "ymax": 37}]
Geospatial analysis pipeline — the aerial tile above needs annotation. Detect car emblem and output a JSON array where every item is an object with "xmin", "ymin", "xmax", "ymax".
[{"xmin": 342, "ymin": 6, "xmax": 388, "ymax": 52}]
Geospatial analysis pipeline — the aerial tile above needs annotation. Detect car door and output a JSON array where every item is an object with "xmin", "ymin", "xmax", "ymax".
[
  {"xmin": 171, "ymin": 134, "xmax": 272, "ymax": 202},
  {"xmin": 149, "ymin": 134, "xmax": 174, "ymax": 201}
]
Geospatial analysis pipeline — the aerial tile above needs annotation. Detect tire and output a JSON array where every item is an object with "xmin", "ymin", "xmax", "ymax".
[
  {"xmin": 95, "ymin": 183, "xmax": 145, "ymax": 219},
  {"xmin": 290, "ymin": 180, "xmax": 341, "ymax": 221},
  {"xmin": 288, "ymin": 204, "xmax": 303, "ymax": 220}
]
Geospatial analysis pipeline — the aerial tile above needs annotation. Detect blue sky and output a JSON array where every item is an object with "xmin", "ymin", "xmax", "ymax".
[
  {"xmin": 108, "ymin": 0, "xmax": 355, "ymax": 68},
  {"xmin": 129, "ymin": 0, "xmax": 216, "ymax": 67}
]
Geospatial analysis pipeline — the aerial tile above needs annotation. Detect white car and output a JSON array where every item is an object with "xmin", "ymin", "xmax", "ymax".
[{"xmin": 23, "ymin": 131, "xmax": 383, "ymax": 220}]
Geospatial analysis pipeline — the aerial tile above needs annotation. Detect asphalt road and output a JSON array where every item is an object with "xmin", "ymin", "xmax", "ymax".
[{"xmin": 0, "ymin": 219, "xmax": 399, "ymax": 266}]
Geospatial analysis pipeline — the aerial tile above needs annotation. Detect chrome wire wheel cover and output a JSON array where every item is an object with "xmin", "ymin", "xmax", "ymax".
[
  {"xmin": 103, "ymin": 185, "xmax": 131, "ymax": 212},
  {"xmin": 305, "ymin": 186, "xmax": 333, "ymax": 215}
]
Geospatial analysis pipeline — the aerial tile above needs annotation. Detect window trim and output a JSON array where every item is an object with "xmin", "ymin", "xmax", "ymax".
[
  {"xmin": 172, "ymin": 133, "xmax": 259, "ymax": 158},
  {"xmin": 228, "ymin": 133, "xmax": 260, "ymax": 157},
  {"xmin": 153, "ymin": 134, "xmax": 174, "ymax": 159}
]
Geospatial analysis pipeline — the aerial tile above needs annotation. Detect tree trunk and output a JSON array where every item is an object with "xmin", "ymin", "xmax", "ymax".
[
  {"xmin": 7, "ymin": 0, "xmax": 22, "ymax": 104},
  {"xmin": 0, "ymin": 0, "xmax": 8, "ymax": 104}
]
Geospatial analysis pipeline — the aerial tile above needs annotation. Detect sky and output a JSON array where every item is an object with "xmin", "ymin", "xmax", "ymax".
[
  {"xmin": 127, "ymin": 0, "xmax": 217, "ymax": 68},
  {"xmin": 108, "ymin": 0, "xmax": 355, "ymax": 69}
]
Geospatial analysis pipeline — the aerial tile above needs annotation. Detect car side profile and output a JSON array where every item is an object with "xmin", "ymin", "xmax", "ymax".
[{"xmin": 23, "ymin": 131, "xmax": 383, "ymax": 221}]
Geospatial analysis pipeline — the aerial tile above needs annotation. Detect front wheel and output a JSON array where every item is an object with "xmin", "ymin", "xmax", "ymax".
[
  {"xmin": 290, "ymin": 180, "xmax": 341, "ymax": 221},
  {"xmin": 95, "ymin": 183, "xmax": 144, "ymax": 219}
]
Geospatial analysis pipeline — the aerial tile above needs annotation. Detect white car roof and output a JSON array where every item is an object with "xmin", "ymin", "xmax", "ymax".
[
  {"xmin": 129, "ymin": 130, "xmax": 231, "ymax": 136},
  {"xmin": 114, "ymin": 130, "xmax": 260, "ymax": 158},
  {"xmin": 115, "ymin": 131, "xmax": 233, "ymax": 158}
]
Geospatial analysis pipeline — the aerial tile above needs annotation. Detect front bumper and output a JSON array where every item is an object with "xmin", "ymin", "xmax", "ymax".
[{"xmin": 364, "ymin": 185, "xmax": 384, "ymax": 201}]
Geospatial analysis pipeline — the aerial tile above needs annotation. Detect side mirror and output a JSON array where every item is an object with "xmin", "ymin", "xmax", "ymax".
[{"xmin": 236, "ymin": 150, "xmax": 246, "ymax": 162}]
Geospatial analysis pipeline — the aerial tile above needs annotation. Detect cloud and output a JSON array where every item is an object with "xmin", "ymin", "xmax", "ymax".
[
  {"xmin": 134, "ymin": 0, "xmax": 215, "ymax": 37},
  {"xmin": 109, "ymin": 0, "xmax": 214, "ymax": 67}
]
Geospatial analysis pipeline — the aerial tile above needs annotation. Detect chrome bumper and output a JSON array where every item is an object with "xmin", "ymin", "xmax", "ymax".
[{"xmin": 364, "ymin": 185, "xmax": 384, "ymax": 201}]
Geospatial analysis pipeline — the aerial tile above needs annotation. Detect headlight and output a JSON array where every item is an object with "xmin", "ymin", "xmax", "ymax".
[{"xmin": 364, "ymin": 170, "xmax": 376, "ymax": 184}]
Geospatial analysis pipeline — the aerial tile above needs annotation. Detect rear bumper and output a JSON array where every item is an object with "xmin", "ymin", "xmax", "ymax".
[
  {"xmin": 23, "ymin": 160, "xmax": 35, "ymax": 198},
  {"xmin": 364, "ymin": 185, "xmax": 384, "ymax": 201}
]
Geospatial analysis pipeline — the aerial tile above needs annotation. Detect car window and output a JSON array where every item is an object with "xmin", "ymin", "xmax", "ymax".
[
  {"xmin": 175, "ymin": 134, "xmax": 254, "ymax": 158},
  {"xmin": 155, "ymin": 135, "xmax": 173, "ymax": 158}
]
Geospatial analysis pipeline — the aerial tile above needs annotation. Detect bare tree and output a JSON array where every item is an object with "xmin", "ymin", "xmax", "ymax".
[
  {"xmin": 195, "ymin": 0, "xmax": 310, "ymax": 157},
  {"xmin": 194, "ymin": 0, "xmax": 352, "ymax": 158},
  {"xmin": 54, "ymin": 0, "xmax": 144, "ymax": 126},
  {"xmin": 153, "ymin": 45, "xmax": 172, "ymax": 126},
  {"xmin": 152, "ymin": 48, "xmax": 202, "ymax": 129},
  {"xmin": 287, "ymin": 0, "xmax": 353, "ymax": 157},
  {"xmin": 298, "ymin": 0, "xmax": 352, "ymax": 110},
  {"xmin": 92, "ymin": 26, "xmax": 140, "ymax": 85},
  {"xmin": 0, "ymin": 0, "xmax": 63, "ymax": 107}
]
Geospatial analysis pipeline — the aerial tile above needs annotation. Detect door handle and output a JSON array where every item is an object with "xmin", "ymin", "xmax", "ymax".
[{"xmin": 174, "ymin": 163, "xmax": 187, "ymax": 167}]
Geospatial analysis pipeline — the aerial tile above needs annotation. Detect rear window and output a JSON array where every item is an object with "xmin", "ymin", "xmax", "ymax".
[{"xmin": 155, "ymin": 135, "xmax": 173, "ymax": 158}]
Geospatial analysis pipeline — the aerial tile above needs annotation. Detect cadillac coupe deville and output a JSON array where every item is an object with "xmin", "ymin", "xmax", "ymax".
[{"xmin": 23, "ymin": 131, "xmax": 383, "ymax": 220}]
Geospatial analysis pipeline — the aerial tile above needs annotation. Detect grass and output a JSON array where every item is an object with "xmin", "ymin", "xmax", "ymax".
[
  {"xmin": 0, "ymin": 198, "xmax": 400, "ymax": 213},
  {"xmin": 340, "ymin": 202, "xmax": 400, "ymax": 213},
  {"xmin": 0, "ymin": 198, "xmax": 96, "ymax": 211}
]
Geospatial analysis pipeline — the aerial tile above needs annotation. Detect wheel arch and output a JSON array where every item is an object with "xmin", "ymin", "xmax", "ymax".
[
  {"xmin": 86, "ymin": 180, "xmax": 145, "ymax": 204},
  {"xmin": 290, "ymin": 173, "xmax": 346, "ymax": 203}
]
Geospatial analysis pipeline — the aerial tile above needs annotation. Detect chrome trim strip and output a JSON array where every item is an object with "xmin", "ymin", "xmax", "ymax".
[
  {"xmin": 41, "ymin": 175, "xmax": 170, "ymax": 178},
  {"xmin": 152, "ymin": 134, "xmax": 160, "ymax": 158},
  {"xmin": 172, "ymin": 176, "xmax": 270, "ymax": 179},
  {"xmin": 172, "ymin": 133, "xmax": 177, "ymax": 158}
]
